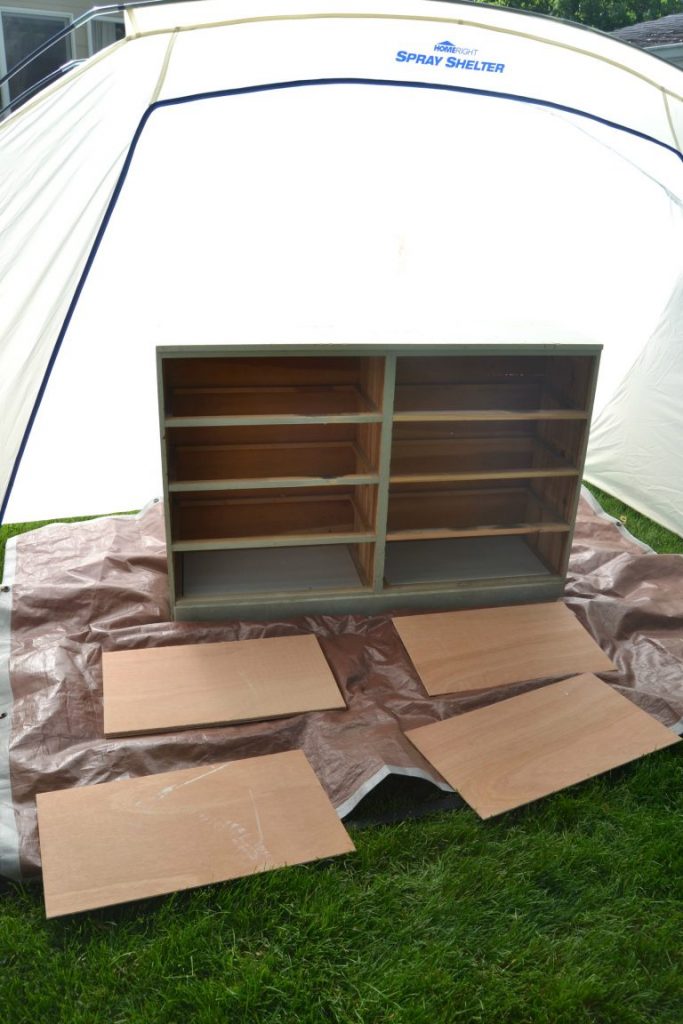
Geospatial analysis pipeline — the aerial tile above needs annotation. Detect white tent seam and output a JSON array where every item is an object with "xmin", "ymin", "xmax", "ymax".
[
  {"xmin": 150, "ymin": 30, "xmax": 179, "ymax": 105},
  {"xmin": 126, "ymin": 5, "xmax": 141, "ymax": 37},
  {"xmin": 663, "ymin": 93, "xmax": 682, "ymax": 151}
]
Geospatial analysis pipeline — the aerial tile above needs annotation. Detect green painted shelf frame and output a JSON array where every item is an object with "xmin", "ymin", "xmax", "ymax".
[{"xmin": 157, "ymin": 344, "xmax": 601, "ymax": 621}]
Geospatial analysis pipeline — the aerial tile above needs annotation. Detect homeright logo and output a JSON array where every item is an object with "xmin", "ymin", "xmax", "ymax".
[
  {"xmin": 395, "ymin": 39, "xmax": 506, "ymax": 74},
  {"xmin": 434, "ymin": 39, "xmax": 478, "ymax": 55}
]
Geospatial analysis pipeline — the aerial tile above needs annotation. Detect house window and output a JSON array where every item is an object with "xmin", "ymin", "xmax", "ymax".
[
  {"xmin": 88, "ymin": 15, "xmax": 124, "ymax": 55},
  {"xmin": 0, "ymin": 7, "xmax": 71, "ymax": 108}
]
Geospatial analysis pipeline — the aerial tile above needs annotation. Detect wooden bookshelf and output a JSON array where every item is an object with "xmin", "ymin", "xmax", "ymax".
[{"xmin": 158, "ymin": 346, "xmax": 599, "ymax": 619}]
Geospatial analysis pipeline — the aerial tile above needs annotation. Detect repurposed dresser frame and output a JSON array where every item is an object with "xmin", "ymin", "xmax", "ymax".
[{"xmin": 157, "ymin": 345, "xmax": 600, "ymax": 620}]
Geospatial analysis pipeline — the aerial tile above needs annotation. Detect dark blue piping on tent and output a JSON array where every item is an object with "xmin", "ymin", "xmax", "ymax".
[{"xmin": 2, "ymin": 75, "xmax": 682, "ymax": 525}]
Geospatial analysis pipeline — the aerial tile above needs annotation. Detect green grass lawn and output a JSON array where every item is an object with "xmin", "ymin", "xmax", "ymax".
[
  {"xmin": 584, "ymin": 484, "xmax": 683, "ymax": 556},
  {"xmin": 1, "ymin": 490, "xmax": 682, "ymax": 1023}
]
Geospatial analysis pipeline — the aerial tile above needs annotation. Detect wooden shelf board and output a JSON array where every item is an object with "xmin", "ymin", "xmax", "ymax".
[
  {"xmin": 102, "ymin": 634, "xmax": 346, "ymax": 737},
  {"xmin": 386, "ymin": 522, "xmax": 570, "ymax": 542},
  {"xmin": 169, "ymin": 474, "xmax": 380, "ymax": 493},
  {"xmin": 394, "ymin": 603, "xmax": 616, "ymax": 697},
  {"xmin": 38, "ymin": 750, "xmax": 355, "ymax": 917},
  {"xmin": 166, "ymin": 413, "xmax": 383, "ymax": 427},
  {"xmin": 393, "ymin": 410, "xmax": 587, "ymax": 423},
  {"xmin": 390, "ymin": 468, "xmax": 577, "ymax": 483},
  {"xmin": 172, "ymin": 530, "xmax": 376, "ymax": 552},
  {"xmin": 404, "ymin": 674, "xmax": 677, "ymax": 819}
]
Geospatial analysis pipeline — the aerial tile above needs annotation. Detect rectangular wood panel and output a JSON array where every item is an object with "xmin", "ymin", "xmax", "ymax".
[
  {"xmin": 37, "ymin": 749, "xmax": 355, "ymax": 918},
  {"xmin": 103, "ymin": 634, "xmax": 345, "ymax": 737},
  {"xmin": 393, "ymin": 602, "xmax": 616, "ymax": 695},
  {"xmin": 405, "ymin": 673, "xmax": 679, "ymax": 818}
]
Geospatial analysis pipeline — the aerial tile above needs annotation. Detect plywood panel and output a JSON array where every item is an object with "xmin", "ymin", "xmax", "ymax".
[
  {"xmin": 103, "ymin": 634, "xmax": 345, "ymax": 737},
  {"xmin": 37, "ymin": 750, "xmax": 355, "ymax": 917},
  {"xmin": 393, "ymin": 602, "xmax": 615, "ymax": 695},
  {"xmin": 405, "ymin": 673, "xmax": 679, "ymax": 818}
]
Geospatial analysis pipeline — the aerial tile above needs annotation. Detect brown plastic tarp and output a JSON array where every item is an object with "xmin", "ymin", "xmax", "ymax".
[{"xmin": 1, "ymin": 490, "xmax": 682, "ymax": 880}]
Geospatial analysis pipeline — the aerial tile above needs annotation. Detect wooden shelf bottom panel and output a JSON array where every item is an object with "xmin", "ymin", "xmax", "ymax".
[
  {"xmin": 384, "ymin": 536, "xmax": 551, "ymax": 587},
  {"xmin": 180, "ymin": 545, "xmax": 368, "ymax": 598}
]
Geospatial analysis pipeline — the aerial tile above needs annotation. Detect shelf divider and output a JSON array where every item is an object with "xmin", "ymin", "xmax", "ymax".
[{"xmin": 371, "ymin": 355, "xmax": 397, "ymax": 592}]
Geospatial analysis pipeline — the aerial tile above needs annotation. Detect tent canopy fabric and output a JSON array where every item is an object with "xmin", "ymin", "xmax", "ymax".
[{"xmin": 0, "ymin": 0, "xmax": 682, "ymax": 530}]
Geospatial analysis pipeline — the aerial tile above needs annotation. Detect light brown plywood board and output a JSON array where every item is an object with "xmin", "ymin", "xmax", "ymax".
[
  {"xmin": 103, "ymin": 634, "xmax": 345, "ymax": 737},
  {"xmin": 405, "ymin": 673, "xmax": 679, "ymax": 818},
  {"xmin": 37, "ymin": 750, "xmax": 355, "ymax": 918},
  {"xmin": 393, "ymin": 602, "xmax": 615, "ymax": 696}
]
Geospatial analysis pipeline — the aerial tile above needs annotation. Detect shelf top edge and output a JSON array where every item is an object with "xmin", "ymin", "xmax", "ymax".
[{"xmin": 157, "ymin": 343, "xmax": 603, "ymax": 359}]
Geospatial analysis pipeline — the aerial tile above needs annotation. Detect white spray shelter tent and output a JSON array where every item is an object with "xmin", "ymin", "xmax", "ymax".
[{"xmin": 0, "ymin": 0, "xmax": 682, "ymax": 532}]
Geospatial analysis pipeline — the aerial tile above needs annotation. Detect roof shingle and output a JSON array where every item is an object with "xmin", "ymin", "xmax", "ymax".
[{"xmin": 612, "ymin": 13, "xmax": 683, "ymax": 46}]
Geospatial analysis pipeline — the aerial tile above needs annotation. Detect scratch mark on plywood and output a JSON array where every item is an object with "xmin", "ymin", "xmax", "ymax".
[{"xmin": 158, "ymin": 762, "xmax": 228, "ymax": 798}]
